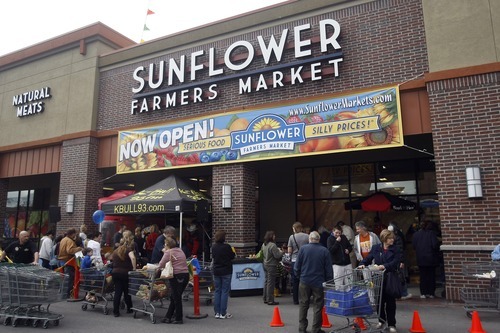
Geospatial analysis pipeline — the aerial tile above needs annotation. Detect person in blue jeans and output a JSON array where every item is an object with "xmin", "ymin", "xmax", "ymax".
[{"xmin": 211, "ymin": 230, "xmax": 235, "ymax": 319}]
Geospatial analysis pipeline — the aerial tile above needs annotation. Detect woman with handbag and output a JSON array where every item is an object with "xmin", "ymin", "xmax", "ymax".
[
  {"xmin": 262, "ymin": 230, "xmax": 283, "ymax": 305},
  {"xmin": 287, "ymin": 222, "xmax": 309, "ymax": 304},
  {"xmin": 159, "ymin": 237, "xmax": 189, "ymax": 324},
  {"xmin": 358, "ymin": 229, "xmax": 402, "ymax": 333}
]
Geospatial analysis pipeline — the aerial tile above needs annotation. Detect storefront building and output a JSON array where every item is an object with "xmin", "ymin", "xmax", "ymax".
[{"xmin": 1, "ymin": 0, "xmax": 498, "ymax": 301}]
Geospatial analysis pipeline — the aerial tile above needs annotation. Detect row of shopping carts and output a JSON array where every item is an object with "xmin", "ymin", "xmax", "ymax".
[
  {"xmin": 460, "ymin": 261, "xmax": 499, "ymax": 318},
  {"xmin": 0, "ymin": 263, "xmax": 68, "ymax": 329}
]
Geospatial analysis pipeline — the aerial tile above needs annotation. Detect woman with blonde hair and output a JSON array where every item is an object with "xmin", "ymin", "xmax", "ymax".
[
  {"xmin": 79, "ymin": 224, "xmax": 88, "ymax": 246},
  {"xmin": 111, "ymin": 230, "xmax": 136, "ymax": 317}
]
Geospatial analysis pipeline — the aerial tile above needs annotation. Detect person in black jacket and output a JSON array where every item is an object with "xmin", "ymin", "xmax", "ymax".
[
  {"xmin": 412, "ymin": 220, "xmax": 440, "ymax": 299},
  {"xmin": 327, "ymin": 226, "xmax": 353, "ymax": 288},
  {"xmin": 212, "ymin": 230, "xmax": 235, "ymax": 319}
]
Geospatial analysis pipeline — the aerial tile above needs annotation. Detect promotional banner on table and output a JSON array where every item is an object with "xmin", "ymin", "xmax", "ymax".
[{"xmin": 117, "ymin": 86, "xmax": 403, "ymax": 174}]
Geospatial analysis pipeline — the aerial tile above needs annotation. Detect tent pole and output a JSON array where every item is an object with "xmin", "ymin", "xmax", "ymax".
[{"xmin": 179, "ymin": 211, "xmax": 183, "ymax": 249}]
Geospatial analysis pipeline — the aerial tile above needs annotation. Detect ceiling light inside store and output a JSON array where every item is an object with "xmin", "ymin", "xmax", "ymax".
[
  {"xmin": 322, "ymin": 181, "xmax": 330, "ymax": 185},
  {"xmin": 379, "ymin": 178, "xmax": 388, "ymax": 181},
  {"xmin": 331, "ymin": 185, "xmax": 340, "ymax": 192}
]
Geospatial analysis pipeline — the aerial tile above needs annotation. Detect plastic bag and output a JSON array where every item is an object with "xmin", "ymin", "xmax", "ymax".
[{"xmin": 161, "ymin": 261, "xmax": 174, "ymax": 279}]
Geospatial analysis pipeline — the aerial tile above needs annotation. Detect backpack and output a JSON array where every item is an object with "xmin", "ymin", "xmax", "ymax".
[
  {"xmin": 49, "ymin": 243, "xmax": 59, "ymax": 266},
  {"xmin": 492, "ymin": 244, "xmax": 500, "ymax": 261}
]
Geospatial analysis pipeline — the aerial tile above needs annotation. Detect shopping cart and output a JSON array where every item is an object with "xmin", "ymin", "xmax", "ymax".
[
  {"xmin": 460, "ymin": 261, "xmax": 499, "ymax": 318},
  {"xmin": 79, "ymin": 267, "xmax": 114, "ymax": 315},
  {"xmin": 128, "ymin": 268, "xmax": 169, "ymax": 324},
  {"xmin": 0, "ymin": 263, "xmax": 68, "ymax": 329},
  {"xmin": 324, "ymin": 268, "xmax": 385, "ymax": 333},
  {"xmin": 183, "ymin": 259, "xmax": 214, "ymax": 305}
]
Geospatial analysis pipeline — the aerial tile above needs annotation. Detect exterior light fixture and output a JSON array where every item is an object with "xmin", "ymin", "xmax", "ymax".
[
  {"xmin": 465, "ymin": 166, "xmax": 482, "ymax": 198},
  {"xmin": 222, "ymin": 185, "xmax": 232, "ymax": 208},
  {"xmin": 66, "ymin": 194, "xmax": 75, "ymax": 213}
]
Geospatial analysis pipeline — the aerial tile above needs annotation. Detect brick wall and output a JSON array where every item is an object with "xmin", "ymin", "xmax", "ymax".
[
  {"xmin": 0, "ymin": 179, "xmax": 8, "ymax": 238},
  {"xmin": 58, "ymin": 137, "xmax": 104, "ymax": 237},
  {"xmin": 427, "ymin": 72, "xmax": 500, "ymax": 300},
  {"xmin": 212, "ymin": 164, "xmax": 256, "ymax": 257}
]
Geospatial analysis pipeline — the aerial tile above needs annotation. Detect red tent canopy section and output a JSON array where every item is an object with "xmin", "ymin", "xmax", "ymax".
[
  {"xmin": 344, "ymin": 192, "xmax": 416, "ymax": 212},
  {"xmin": 98, "ymin": 190, "xmax": 135, "ymax": 210}
]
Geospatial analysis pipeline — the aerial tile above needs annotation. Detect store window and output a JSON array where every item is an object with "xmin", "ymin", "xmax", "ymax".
[
  {"xmin": 296, "ymin": 159, "xmax": 435, "ymax": 231},
  {"xmin": 4, "ymin": 189, "xmax": 50, "ymax": 239},
  {"xmin": 350, "ymin": 164, "xmax": 375, "ymax": 197},
  {"xmin": 296, "ymin": 168, "xmax": 313, "ymax": 200},
  {"xmin": 375, "ymin": 160, "xmax": 416, "ymax": 195}
]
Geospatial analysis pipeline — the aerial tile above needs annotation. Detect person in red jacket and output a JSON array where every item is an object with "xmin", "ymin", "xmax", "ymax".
[{"xmin": 145, "ymin": 224, "xmax": 159, "ymax": 262}]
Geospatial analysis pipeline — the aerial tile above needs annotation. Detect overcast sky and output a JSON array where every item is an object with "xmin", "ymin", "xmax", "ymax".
[{"xmin": 0, "ymin": 0, "xmax": 288, "ymax": 56}]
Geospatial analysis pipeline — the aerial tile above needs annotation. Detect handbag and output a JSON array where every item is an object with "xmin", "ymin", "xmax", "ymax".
[
  {"xmin": 160, "ymin": 253, "xmax": 177, "ymax": 279},
  {"xmin": 385, "ymin": 270, "xmax": 403, "ymax": 298}
]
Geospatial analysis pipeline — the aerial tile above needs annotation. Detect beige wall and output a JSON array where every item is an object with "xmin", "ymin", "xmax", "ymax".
[
  {"xmin": 0, "ymin": 41, "xmax": 115, "ymax": 147},
  {"xmin": 423, "ymin": 0, "xmax": 500, "ymax": 72}
]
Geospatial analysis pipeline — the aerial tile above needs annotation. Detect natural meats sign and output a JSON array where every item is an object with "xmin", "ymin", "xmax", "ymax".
[
  {"xmin": 116, "ymin": 86, "xmax": 403, "ymax": 174},
  {"xmin": 12, "ymin": 87, "xmax": 51, "ymax": 117},
  {"xmin": 130, "ymin": 19, "xmax": 343, "ymax": 114}
]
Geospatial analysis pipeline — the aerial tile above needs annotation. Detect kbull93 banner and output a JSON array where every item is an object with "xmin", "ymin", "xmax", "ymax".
[{"xmin": 117, "ymin": 86, "xmax": 403, "ymax": 174}]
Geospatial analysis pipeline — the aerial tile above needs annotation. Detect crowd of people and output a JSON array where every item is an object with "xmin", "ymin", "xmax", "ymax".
[
  {"xmin": 257, "ymin": 219, "xmax": 441, "ymax": 333},
  {"xmin": 0, "ymin": 218, "xmax": 442, "ymax": 333}
]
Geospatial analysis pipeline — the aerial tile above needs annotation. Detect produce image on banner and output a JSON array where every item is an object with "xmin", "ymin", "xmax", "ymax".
[{"xmin": 117, "ymin": 86, "xmax": 403, "ymax": 174}]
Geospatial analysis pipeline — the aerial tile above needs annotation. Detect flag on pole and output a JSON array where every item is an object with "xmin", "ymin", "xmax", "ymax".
[
  {"xmin": 143, "ymin": 24, "xmax": 150, "ymax": 31},
  {"xmin": 147, "ymin": 9, "xmax": 155, "ymax": 15}
]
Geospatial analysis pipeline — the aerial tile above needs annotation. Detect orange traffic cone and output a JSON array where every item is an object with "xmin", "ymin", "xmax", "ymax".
[
  {"xmin": 468, "ymin": 311, "xmax": 486, "ymax": 333},
  {"xmin": 409, "ymin": 310, "xmax": 427, "ymax": 333},
  {"xmin": 353, "ymin": 317, "xmax": 367, "ymax": 330},
  {"xmin": 321, "ymin": 306, "xmax": 332, "ymax": 328},
  {"xmin": 269, "ymin": 306, "xmax": 285, "ymax": 327}
]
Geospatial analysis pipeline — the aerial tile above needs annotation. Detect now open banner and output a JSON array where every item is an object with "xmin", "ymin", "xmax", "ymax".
[{"xmin": 116, "ymin": 86, "xmax": 403, "ymax": 174}]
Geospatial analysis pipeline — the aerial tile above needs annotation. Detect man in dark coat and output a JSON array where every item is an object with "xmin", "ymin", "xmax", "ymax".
[{"xmin": 412, "ymin": 220, "xmax": 440, "ymax": 298}]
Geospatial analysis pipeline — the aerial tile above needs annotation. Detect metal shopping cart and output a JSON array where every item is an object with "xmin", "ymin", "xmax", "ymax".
[
  {"xmin": 460, "ymin": 261, "xmax": 499, "ymax": 318},
  {"xmin": 324, "ymin": 268, "xmax": 385, "ymax": 333},
  {"xmin": 182, "ymin": 259, "xmax": 214, "ymax": 305},
  {"xmin": 128, "ymin": 268, "xmax": 169, "ymax": 324},
  {"xmin": 0, "ymin": 263, "xmax": 68, "ymax": 328},
  {"xmin": 79, "ymin": 267, "xmax": 114, "ymax": 315}
]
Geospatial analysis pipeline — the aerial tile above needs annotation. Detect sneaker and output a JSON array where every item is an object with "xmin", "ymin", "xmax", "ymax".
[
  {"xmin": 220, "ymin": 313, "xmax": 232, "ymax": 319},
  {"xmin": 420, "ymin": 295, "xmax": 426, "ymax": 299},
  {"xmin": 376, "ymin": 322, "xmax": 383, "ymax": 329},
  {"xmin": 401, "ymin": 293, "xmax": 413, "ymax": 300},
  {"xmin": 215, "ymin": 313, "xmax": 220, "ymax": 319},
  {"xmin": 389, "ymin": 326, "xmax": 397, "ymax": 333},
  {"xmin": 426, "ymin": 295, "xmax": 435, "ymax": 299}
]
